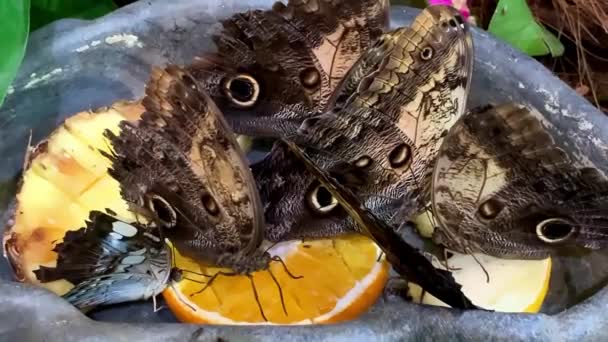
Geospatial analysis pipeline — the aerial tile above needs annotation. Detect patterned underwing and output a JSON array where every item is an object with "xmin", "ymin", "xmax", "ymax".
[
  {"xmin": 102, "ymin": 65, "xmax": 272, "ymax": 274},
  {"xmin": 281, "ymin": 139, "xmax": 478, "ymax": 310},
  {"xmin": 190, "ymin": 0, "xmax": 390, "ymax": 137},
  {"xmin": 255, "ymin": 6, "xmax": 474, "ymax": 243},
  {"xmin": 34, "ymin": 210, "xmax": 173, "ymax": 311},
  {"xmin": 431, "ymin": 103, "xmax": 608, "ymax": 259}
]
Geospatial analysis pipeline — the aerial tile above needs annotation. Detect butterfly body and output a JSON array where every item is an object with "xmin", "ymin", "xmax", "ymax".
[
  {"xmin": 256, "ymin": 6, "xmax": 474, "ymax": 242},
  {"xmin": 34, "ymin": 211, "xmax": 172, "ymax": 310},
  {"xmin": 432, "ymin": 103, "xmax": 608, "ymax": 259}
]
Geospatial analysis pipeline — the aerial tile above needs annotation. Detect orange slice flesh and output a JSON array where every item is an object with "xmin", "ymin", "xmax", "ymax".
[{"xmin": 164, "ymin": 235, "xmax": 389, "ymax": 324}]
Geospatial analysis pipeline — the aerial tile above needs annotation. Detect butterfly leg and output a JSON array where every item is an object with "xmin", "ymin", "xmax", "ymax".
[
  {"xmin": 266, "ymin": 267, "xmax": 289, "ymax": 317},
  {"xmin": 439, "ymin": 249, "xmax": 461, "ymax": 272},
  {"xmin": 152, "ymin": 294, "xmax": 166, "ymax": 313},
  {"xmin": 247, "ymin": 274, "xmax": 269, "ymax": 322}
]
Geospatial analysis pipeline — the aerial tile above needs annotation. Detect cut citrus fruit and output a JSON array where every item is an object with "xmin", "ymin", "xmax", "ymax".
[
  {"xmin": 3, "ymin": 101, "xmax": 389, "ymax": 324},
  {"xmin": 410, "ymin": 211, "xmax": 552, "ymax": 313},
  {"xmin": 164, "ymin": 235, "xmax": 389, "ymax": 324}
]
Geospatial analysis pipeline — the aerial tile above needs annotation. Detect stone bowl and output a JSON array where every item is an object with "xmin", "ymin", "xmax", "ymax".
[{"xmin": 1, "ymin": 1, "xmax": 607, "ymax": 340}]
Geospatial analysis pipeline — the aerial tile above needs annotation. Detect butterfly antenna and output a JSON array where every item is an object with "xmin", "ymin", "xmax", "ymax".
[
  {"xmin": 247, "ymin": 274, "xmax": 269, "ymax": 322},
  {"xmin": 267, "ymin": 268, "xmax": 288, "ymax": 316},
  {"xmin": 271, "ymin": 255, "xmax": 303, "ymax": 280},
  {"xmin": 165, "ymin": 243, "xmax": 212, "ymax": 283}
]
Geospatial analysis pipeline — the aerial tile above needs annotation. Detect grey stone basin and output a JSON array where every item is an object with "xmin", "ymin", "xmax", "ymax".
[{"xmin": 1, "ymin": 0, "xmax": 607, "ymax": 340}]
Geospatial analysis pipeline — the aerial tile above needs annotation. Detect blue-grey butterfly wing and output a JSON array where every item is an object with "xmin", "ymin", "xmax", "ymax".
[{"xmin": 34, "ymin": 210, "xmax": 171, "ymax": 310}]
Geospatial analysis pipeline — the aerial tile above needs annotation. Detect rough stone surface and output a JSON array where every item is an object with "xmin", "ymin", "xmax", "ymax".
[{"xmin": 1, "ymin": 0, "xmax": 607, "ymax": 341}]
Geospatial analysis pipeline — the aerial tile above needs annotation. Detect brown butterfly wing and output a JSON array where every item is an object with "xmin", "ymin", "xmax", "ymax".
[
  {"xmin": 432, "ymin": 103, "xmax": 608, "ymax": 259},
  {"xmin": 189, "ymin": 0, "xmax": 390, "ymax": 137},
  {"xmin": 256, "ymin": 6, "xmax": 474, "ymax": 242},
  {"xmin": 281, "ymin": 139, "xmax": 478, "ymax": 310},
  {"xmin": 103, "ymin": 65, "xmax": 265, "ymax": 266}
]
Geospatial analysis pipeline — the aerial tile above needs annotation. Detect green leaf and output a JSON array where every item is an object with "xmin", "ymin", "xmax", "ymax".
[
  {"xmin": 488, "ymin": 0, "xmax": 564, "ymax": 57},
  {"xmin": 30, "ymin": 0, "xmax": 117, "ymax": 31},
  {"xmin": 0, "ymin": 0, "xmax": 30, "ymax": 106}
]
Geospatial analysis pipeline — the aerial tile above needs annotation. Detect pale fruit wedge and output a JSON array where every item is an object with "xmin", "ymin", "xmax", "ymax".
[
  {"xmin": 410, "ymin": 211, "xmax": 552, "ymax": 313},
  {"xmin": 408, "ymin": 252, "xmax": 551, "ymax": 313},
  {"xmin": 3, "ymin": 102, "xmax": 146, "ymax": 294},
  {"xmin": 164, "ymin": 234, "xmax": 389, "ymax": 324},
  {"xmin": 3, "ymin": 101, "xmax": 389, "ymax": 324}
]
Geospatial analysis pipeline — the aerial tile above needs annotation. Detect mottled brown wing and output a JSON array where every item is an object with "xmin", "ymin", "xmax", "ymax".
[
  {"xmin": 103, "ymin": 65, "xmax": 265, "ymax": 267},
  {"xmin": 280, "ymin": 139, "xmax": 478, "ymax": 310},
  {"xmin": 256, "ymin": 6, "xmax": 474, "ymax": 242},
  {"xmin": 189, "ymin": 0, "xmax": 390, "ymax": 137},
  {"xmin": 431, "ymin": 103, "xmax": 608, "ymax": 259}
]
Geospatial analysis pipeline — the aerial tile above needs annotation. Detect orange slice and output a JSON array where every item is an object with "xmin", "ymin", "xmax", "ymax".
[{"xmin": 164, "ymin": 235, "xmax": 388, "ymax": 324}]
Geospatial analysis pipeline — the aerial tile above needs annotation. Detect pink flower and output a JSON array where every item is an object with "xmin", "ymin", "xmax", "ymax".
[{"xmin": 429, "ymin": 0, "xmax": 471, "ymax": 20}]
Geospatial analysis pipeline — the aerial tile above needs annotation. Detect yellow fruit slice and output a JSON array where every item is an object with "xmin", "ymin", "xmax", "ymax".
[
  {"xmin": 3, "ymin": 101, "xmax": 389, "ymax": 324},
  {"xmin": 407, "ymin": 252, "xmax": 551, "ymax": 313},
  {"xmin": 164, "ymin": 235, "xmax": 389, "ymax": 324},
  {"xmin": 3, "ymin": 102, "xmax": 145, "ymax": 290},
  {"xmin": 410, "ymin": 211, "xmax": 552, "ymax": 313}
]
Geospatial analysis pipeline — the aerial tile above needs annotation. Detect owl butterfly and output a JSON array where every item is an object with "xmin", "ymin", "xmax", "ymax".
[
  {"xmin": 280, "ymin": 139, "xmax": 478, "ymax": 310},
  {"xmin": 255, "ymin": 6, "xmax": 474, "ymax": 243},
  {"xmin": 34, "ymin": 211, "xmax": 173, "ymax": 311},
  {"xmin": 431, "ymin": 103, "xmax": 608, "ymax": 259},
  {"xmin": 189, "ymin": 0, "xmax": 390, "ymax": 137},
  {"xmin": 102, "ymin": 65, "xmax": 271, "ymax": 274}
]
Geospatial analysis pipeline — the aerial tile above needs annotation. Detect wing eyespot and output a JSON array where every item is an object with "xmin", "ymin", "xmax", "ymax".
[
  {"xmin": 223, "ymin": 74, "xmax": 260, "ymax": 108},
  {"xmin": 388, "ymin": 143, "xmax": 411, "ymax": 168},
  {"xmin": 420, "ymin": 46, "xmax": 434, "ymax": 61},
  {"xmin": 300, "ymin": 68, "xmax": 321, "ymax": 89},
  {"xmin": 201, "ymin": 192, "xmax": 220, "ymax": 216},
  {"xmin": 306, "ymin": 183, "xmax": 339, "ymax": 215},
  {"xmin": 354, "ymin": 155, "xmax": 373, "ymax": 168},
  {"xmin": 478, "ymin": 199, "xmax": 504, "ymax": 219},
  {"xmin": 147, "ymin": 194, "xmax": 177, "ymax": 228},
  {"xmin": 536, "ymin": 218, "xmax": 576, "ymax": 244}
]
